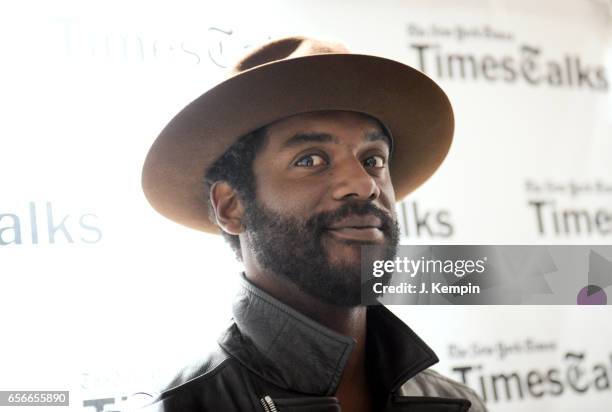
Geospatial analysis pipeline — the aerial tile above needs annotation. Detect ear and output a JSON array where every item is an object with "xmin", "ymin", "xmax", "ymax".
[{"xmin": 209, "ymin": 181, "xmax": 245, "ymax": 235}]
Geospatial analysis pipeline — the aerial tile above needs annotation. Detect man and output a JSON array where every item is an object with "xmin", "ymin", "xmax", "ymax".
[{"xmin": 141, "ymin": 36, "xmax": 487, "ymax": 411}]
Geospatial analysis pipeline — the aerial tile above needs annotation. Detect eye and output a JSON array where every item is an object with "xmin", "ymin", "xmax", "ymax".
[
  {"xmin": 294, "ymin": 154, "xmax": 327, "ymax": 167},
  {"xmin": 363, "ymin": 155, "xmax": 385, "ymax": 168}
]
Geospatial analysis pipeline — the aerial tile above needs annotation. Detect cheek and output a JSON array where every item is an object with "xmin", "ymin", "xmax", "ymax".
[
  {"xmin": 379, "ymin": 178, "xmax": 396, "ymax": 206},
  {"xmin": 255, "ymin": 174, "xmax": 327, "ymax": 216},
  {"xmin": 252, "ymin": 157, "xmax": 292, "ymax": 211}
]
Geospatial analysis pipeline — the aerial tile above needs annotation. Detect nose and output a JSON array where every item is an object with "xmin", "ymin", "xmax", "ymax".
[{"xmin": 331, "ymin": 157, "xmax": 381, "ymax": 202}]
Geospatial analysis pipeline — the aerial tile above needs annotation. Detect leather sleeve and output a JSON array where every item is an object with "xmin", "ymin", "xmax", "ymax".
[{"xmin": 398, "ymin": 369, "xmax": 488, "ymax": 412}]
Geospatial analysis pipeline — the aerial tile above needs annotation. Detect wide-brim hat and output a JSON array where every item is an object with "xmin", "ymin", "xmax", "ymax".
[{"xmin": 142, "ymin": 36, "xmax": 454, "ymax": 233}]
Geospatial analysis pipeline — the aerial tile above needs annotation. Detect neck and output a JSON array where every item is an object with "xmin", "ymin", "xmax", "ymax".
[
  {"xmin": 243, "ymin": 264, "xmax": 366, "ymax": 336},
  {"xmin": 243, "ymin": 266, "xmax": 372, "ymax": 411}
]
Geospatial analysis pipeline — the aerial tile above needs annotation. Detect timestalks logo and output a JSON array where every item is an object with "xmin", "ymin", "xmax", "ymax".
[
  {"xmin": 83, "ymin": 396, "xmax": 134, "ymax": 412},
  {"xmin": 529, "ymin": 200, "xmax": 612, "ymax": 236},
  {"xmin": 398, "ymin": 200, "xmax": 453, "ymax": 238},
  {"xmin": 0, "ymin": 201, "xmax": 101, "ymax": 245},
  {"xmin": 452, "ymin": 352, "xmax": 612, "ymax": 403},
  {"xmin": 409, "ymin": 44, "xmax": 609, "ymax": 92}
]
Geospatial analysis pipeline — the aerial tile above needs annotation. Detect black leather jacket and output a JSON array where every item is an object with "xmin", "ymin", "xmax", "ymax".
[{"xmin": 140, "ymin": 275, "xmax": 487, "ymax": 412}]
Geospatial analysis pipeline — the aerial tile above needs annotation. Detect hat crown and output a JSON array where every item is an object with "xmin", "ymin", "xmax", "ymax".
[{"xmin": 231, "ymin": 36, "xmax": 350, "ymax": 74}]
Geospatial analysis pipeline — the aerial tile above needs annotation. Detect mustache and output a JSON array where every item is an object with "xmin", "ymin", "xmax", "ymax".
[{"xmin": 306, "ymin": 202, "xmax": 395, "ymax": 235}]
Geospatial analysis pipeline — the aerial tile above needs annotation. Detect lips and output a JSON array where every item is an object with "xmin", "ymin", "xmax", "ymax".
[
  {"xmin": 326, "ymin": 215, "xmax": 383, "ymax": 230},
  {"xmin": 324, "ymin": 215, "xmax": 385, "ymax": 242}
]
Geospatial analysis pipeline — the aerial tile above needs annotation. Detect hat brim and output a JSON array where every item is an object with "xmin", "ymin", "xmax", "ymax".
[{"xmin": 142, "ymin": 53, "xmax": 454, "ymax": 233}]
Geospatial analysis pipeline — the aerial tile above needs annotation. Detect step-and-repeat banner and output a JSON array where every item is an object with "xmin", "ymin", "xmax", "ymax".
[{"xmin": 1, "ymin": 0, "xmax": 610, "ymax": 410}]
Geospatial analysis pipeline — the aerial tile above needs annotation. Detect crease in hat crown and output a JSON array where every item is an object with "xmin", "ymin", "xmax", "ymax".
[{"xmin": 231, "ymin": 36, "xmax": 351, "ymax": 75}]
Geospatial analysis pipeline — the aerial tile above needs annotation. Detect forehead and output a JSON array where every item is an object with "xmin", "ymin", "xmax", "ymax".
[{"xmin": 263, "ymin": 110, "xmax": 390, "ymax": 147}]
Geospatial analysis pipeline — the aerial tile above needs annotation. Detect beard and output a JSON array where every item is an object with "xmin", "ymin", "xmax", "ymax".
[{"xmin": 242, "ymin": 200, "xmax": 400, "ymax": 307}]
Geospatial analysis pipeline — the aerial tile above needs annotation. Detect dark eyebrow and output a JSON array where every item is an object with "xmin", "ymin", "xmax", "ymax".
[
  {"xmin": 366, "ymin": 130, "xmax": 392, "ymax": 151},
  {"xmin": 280, "ymin": 132, "xmax": 339, "ymax": 150},
  {"xmin": 281, "ymin": 130, "xmax": 392, "ymax": 152}
]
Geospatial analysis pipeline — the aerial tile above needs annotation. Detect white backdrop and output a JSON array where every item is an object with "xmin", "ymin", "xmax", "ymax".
[{"xmin": 1, "ymin": 0, "xmax": 611, "ymax": 411}]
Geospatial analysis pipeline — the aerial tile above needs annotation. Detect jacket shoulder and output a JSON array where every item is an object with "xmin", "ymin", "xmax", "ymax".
[
  {"xmin": 398, "ymin": 369, "xmax": 488, "ymax": 412},
  {"xmin": 162, "ymin": 346, "xmax": 231, "ymax": 392},
  {"xmin": 137, "ymin": 347, "xmax": 256, "ymax": 412}
]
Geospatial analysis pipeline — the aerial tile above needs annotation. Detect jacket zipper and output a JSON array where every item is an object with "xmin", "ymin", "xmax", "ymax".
[{"xmin": 259, "ymin": 395, "xmax": 278, "ymax": 412}]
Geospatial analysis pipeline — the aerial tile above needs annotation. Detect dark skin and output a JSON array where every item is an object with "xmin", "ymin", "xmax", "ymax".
[{"xmin": 210, "ymin": 111, "xmax": 396, "ymax": 412}]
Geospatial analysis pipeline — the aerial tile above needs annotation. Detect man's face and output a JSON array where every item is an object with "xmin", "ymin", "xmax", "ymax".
[{"xmin": 242, "ymin": 111, "xmax": 399, "ymax": 306}]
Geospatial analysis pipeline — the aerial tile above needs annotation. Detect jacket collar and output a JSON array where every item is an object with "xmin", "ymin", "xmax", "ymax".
[{"xmin": 218, "ymin": 274, "xmax": 439, "ymax": 397}]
